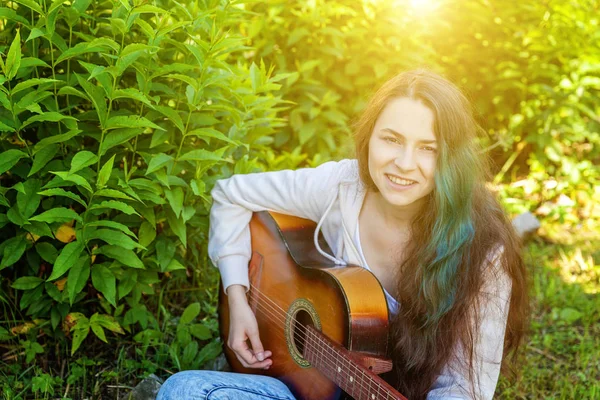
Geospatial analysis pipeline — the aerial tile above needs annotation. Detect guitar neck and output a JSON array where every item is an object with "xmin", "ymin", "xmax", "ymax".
[{"xmin": 303, "ymin": 326, "xmax": 408, "ymax": 400}]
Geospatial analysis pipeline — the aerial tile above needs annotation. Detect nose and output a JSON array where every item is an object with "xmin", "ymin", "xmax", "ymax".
[{"xmin": 394, "ymin": 146, "xmax": 417, "ymax": 171}]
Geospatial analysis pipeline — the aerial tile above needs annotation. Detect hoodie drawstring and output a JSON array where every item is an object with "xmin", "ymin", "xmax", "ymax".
[{"xmin": 314, "ymin": 191, "xmax": 347, "ymax": 266}]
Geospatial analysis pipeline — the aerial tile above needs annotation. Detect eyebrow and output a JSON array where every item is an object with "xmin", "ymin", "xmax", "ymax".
[{"xmin": 381, "ymin": 128, "xmax": 437, "ymax": 144}]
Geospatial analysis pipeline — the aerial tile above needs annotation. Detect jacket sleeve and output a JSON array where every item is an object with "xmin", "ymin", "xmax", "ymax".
[
  {"xmin": 427, "ymin": 246, "xmax": 511, "ymax": 400},
  {"xmin": 208, "ymin": 159, "xmax": 349, "ymax": 292}
]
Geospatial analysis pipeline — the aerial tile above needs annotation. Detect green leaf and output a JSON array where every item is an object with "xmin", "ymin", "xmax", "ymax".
[
  {"xmin": 12, "ymin": 0, "xmax": 44, "ymax": 15},
  {"xmin": 0, "ymin": 236, "xmax": 27, "ymax": 270},
  {"xmin": 71, "ymin": 326, "xmax": 89, "ymax": 355},
  {"xmin": 106, "ymin": 115, "xmax": 165, "ymax": 131},
  {"xmin": 30, "ymin": 207, "xmax": 81, "ymax": 224},
  {"xmin": 50, "ymin": 171, "xmax": 93, "ymax": 193},
  {"xmin": 18, "ymin": 57, "xmax": 51, "ymax": 70},
  {"xmin": 186, "ymin": 128, "xmax": 239, "ymax": 146},
  {"xmin": 67, "ymin": 256, "xmax": 90, "ymax": 305},
  {"xmin": 36, "ymin": 242, "xmax": 58, "ymax": 263},
  {"xmin": 131, "ymin": 4, "xmax": 167, "ymax": 14},
  {"xmin": 28, "ymin": 144, "xmax": 59, "ymax": 176},
  {"xmin": 0, "ymin": 214, "xmax": 8, "ymax": 229},
  {"xmin": 37, "ymin": 188, "xmax": 87, "ymax": 207},
  {"xmin": 178, "ymin": 149, "xmax": 225, "ymax": 163},
  {"xmin": 0, "ymin": 120, "xmax": 15, "ymax": 132},
  {"xmin": 99, "ymin": 128, "xmax": 142, "ymax": 156},
  {"xmin": 95, "ymin": 245, "xmax": 144, "ymax": 269},
  {"xmin": 32, "ymin": 129, "xmax": 81, "ymax": 154},
  {"xmin": 164, "ymin": 73, "xmax": 198, "ymax": 89},
  {"xmin": 24, "ymin": 221, "xmax": 54, "ymax": 239},
  {"xmin": 165, "ymin": 209, "xmax": 186, "ymax": 247},
  {"xmin": 26, "ymin": 27, "xmax": 46, "ymax": 42},
  {"xmin": 95, "ymin": 188, "xmax": 134, "ymax": 201},
  {"xmin": 96, "ymin": 155, "xmax": 115, "ymax": 188},
  {"xmin": 145, "ymin": 153, "xmax": 173, "ymax": 175},
  {"xmin": 86, "ymin": 229, "xmax": 143, "ymax": 250},
  {"xmin": 88, "ymin": 200, "xmax": 139, "ymax": 215},
  {"xmin": 128, "ymin": 178, "xmax": 162, "ymax": 193},
  {"xmin": 180, "ymin": 302, "xmax": 200, "ymax": 324},
  {"xmin": 91, "ymin": 264, "xmax": 116, "ymax": 306},
  {"xmin": 7, "ymin": 205, "xmax": 29, "ymax": 227},
  {"xmin": 91, "ymin": 313, "xmax": 124, "ymax": 334},
  {"xmin": 57, "ymin": 85, "xmax": 88, "ymax": 99},
  {"xmin": 118, "ymin": 270, "xmax": 137, "ymax": 299},
  {"xmin": 11, "ymin": 78, "xmax": 60, "ymax": 96},
  {"xmin": 189, "ymin": 324, "xmax": 212, "ymax": 340},
  {"xmin": 48, "ymin": 241, "xmax": 85, "ymax": 281},
  {"xmin": 249, "ymin": 62, "xmax": 261, "ymax": 93},
  {"xmin": 116, "ymin": 44, "xmax": 156, "ymax": 76},
  {"xmin": 17, "ymin": 179, "xmax": 42, "ymax": 218},
  {"xmin": 75, "ymin": 73, "xmax": 108, "ymax": 129},
  {"xmin": 155, "ymin": 238, "xmax": 175, "ymax": 271},
  {"xmin": 86, "ymin": 220, "xmax": 136, "ymax": 237},
  {"xmin": 196, "ymin": 340, "xmax": 222, "ymax": 364},
  {"xmin": 559, "ymin": 308, "xmax": 583, "ymax": 324},
  {"xmin": 150, "ymin": 129, "xmax": 169, "ymax": 148},
  {"xmin": 0, "ymin": 7, "xmax": 30, "ymax": 25},
  {"xmin": 12, "ymin": 276, "xmax": 44, "ymax": 290},
  {"xmin": 182, "ymin": 341, "xmax": 199, "ymax": 365},
  {"xmin": 111, "ymin": 88, "xmax": 154, "ymax": 107},
  {"xmin": 69, "ymin": 151, "xmax": 98, "ymax": 174},
  {"xmin": 21, "ymin": 112, "xmax": 78, "ymax": 129},
  {"xmin": 57, "ymin": 40, "xmax": 118, "ymax": 65},
  {"xmin": 154, "ymin": 105, "xmax": 184, "ymax": 133},
  {"xmin": 138, "ymin": 221, "xmax": 156, "ymax": 248},
  {"xmin": 5, "ymin": 29, "xmax": 21, "ymax": 80},
  {"xmin": 0, "ymin": 149, "xmax": 28, "ymax": 175},
  {"xmin": 165, "ymin": 187, "xmax": 184, "ymax": 218},
  {"xmin": 165, "ymin": 258, "xmax": 186, "ymax": 272},
  {"xmin": 91, "ymin": 323, "xmax": 107, "ymax": 342}
]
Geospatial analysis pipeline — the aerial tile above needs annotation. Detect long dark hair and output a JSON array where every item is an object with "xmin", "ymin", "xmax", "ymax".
[{"xmin": 354, "ymin": 69, "xmax": 529, "ymax": 399}]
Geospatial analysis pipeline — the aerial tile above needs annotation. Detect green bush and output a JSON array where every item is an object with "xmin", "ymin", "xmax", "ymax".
[{"xmin": 0, "ymin": 0, "xmax": 289, "ymax": 366}]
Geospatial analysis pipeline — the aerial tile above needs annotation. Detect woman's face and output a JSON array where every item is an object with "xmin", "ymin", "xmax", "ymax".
[{"xmin": 368, "ymin": 97, "xmax": 438, "ymax": 209}]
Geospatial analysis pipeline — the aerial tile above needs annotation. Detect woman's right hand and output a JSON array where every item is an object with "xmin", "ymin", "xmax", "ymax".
[{"xmin": 226, "ymin": 284, "xmax": 273, "ymax": 370}]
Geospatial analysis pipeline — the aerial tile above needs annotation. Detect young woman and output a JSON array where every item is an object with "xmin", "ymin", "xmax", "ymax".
[{"xmin": 157, "ymin": 69, "xmax": 529, "ymax": 400}]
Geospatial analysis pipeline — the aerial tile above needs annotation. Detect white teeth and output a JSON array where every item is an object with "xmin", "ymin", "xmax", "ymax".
[{"xmin": 387, "ymin": 175, "xmax": 415, "ymax": 186}]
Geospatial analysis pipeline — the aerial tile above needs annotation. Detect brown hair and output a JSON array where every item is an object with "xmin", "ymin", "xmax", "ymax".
[{"xmin": 353, "ymin": 69, "xmax": 529, "ymax": 399}]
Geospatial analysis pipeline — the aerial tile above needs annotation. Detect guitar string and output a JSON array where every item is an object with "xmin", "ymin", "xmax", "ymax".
[
  {"xmin": 251, "ymin": 285, "xmax": 389, "ymax": 393},
  {"xmin": 248, "ymin": 290, "xmax": 392, "ymax": 400},
  {"xmin": 249, "ymin": 295, "xmax": 389, "ymax": 400},
  {"xmin": 247, "ymin": 286, "xmax": 394, "ymax": 400}
]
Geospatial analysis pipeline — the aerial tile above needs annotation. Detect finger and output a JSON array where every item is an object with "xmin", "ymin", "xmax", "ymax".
[
  {"xmin": 234, "ymin": 349, "xmax": 272, "ymax": 369},
  {"xmin": 248, "ymin": 330, "xmax": 265, "ymax": 362},
  {"xmin": 232, "ymin": 340, "xmax": 256, "ymax": 366}
]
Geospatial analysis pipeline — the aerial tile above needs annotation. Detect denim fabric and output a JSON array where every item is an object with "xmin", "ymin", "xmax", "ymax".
[{"xmin": 156, "ymin": 370, "xmax": 297, "ymax": 400}]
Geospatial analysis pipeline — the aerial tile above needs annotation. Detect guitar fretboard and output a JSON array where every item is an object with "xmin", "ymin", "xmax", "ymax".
[{"xmin": 303, "ymin": 326, "xmax": 407, "ymax": 400}]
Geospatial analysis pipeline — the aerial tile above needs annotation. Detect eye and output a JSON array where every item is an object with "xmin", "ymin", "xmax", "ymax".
[
  {"xmin": 422, "ymin": 146, "xmax": 437, "ymax": 152},
  {"xmin": 384, "ymin": 136, "xmax": 401, "ymax": 144}
]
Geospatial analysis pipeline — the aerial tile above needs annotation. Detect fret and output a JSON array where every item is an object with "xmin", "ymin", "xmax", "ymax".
[{"xmin": 303, "ymin": 326, "xmax": 407, "ymax": 400}]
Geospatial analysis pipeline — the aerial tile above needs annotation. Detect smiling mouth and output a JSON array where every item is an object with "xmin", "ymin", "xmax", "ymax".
[{"xmin": 386, "ymin": 174, "xmax": 417, "ymax": 186}]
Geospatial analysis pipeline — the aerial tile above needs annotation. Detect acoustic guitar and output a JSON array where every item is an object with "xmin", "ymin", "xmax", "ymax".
[{"xmin": 218, "ymin": 211, "xmax": 408, "ymax": 400}]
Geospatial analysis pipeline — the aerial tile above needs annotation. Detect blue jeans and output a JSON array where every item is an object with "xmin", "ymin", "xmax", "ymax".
[{"xmin": 156, "ymin": 370, "xmax": 297, "ymax": 400}]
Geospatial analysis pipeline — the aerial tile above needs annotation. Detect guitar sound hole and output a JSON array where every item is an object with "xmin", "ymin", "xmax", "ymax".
[{"xmin": 292, "ymin": 309, "xmax": 315, "ymax": 358}]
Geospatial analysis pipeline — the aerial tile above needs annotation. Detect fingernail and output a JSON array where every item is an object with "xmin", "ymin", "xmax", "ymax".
[{"xmin": 256, "ymin": 352, "xmax": 264, "ymax": 361}]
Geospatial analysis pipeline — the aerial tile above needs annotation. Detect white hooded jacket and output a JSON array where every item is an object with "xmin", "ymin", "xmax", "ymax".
[{"xmin": 208, "ymin": 158, "xmax": 511, "ymax": 399}]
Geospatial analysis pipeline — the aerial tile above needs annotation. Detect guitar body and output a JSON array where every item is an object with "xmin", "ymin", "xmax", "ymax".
[{"xmin": 219, "ymin": 212, "xmax": 392, "ymax": 400}]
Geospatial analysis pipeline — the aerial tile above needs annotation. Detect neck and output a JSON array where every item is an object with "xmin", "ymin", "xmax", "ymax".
[{"xmin": 368, "ymin": 190, "xmax": 425, "ymax": 231}]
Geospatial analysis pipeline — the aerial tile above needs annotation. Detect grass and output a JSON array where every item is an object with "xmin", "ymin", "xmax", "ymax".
[
  {"xmin": 496, "ymin": 227, "xmax": 600, "ymax": 399},
  {"xmin": 1, "ymin": 225, "xmax": 599, "ymax": 399}
]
